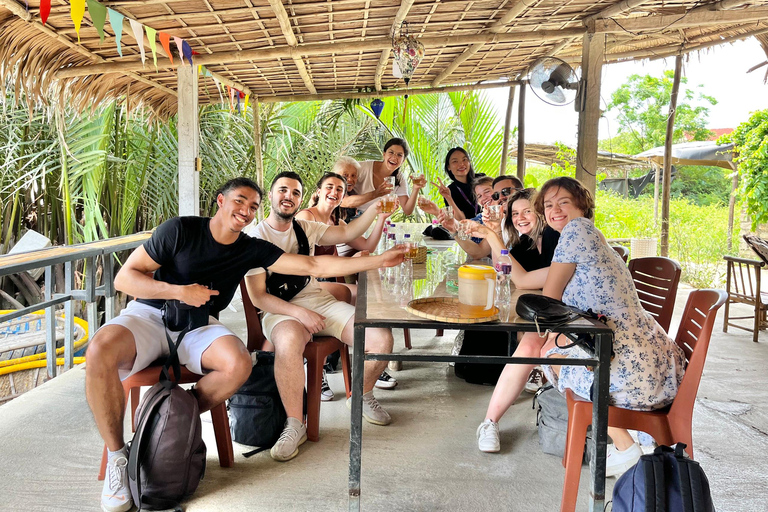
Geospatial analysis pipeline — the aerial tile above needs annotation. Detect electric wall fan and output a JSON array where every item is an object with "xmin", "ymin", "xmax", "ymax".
[{"xmin": 528, "ymin": 57, "xmax": 580, "ymax": 107}]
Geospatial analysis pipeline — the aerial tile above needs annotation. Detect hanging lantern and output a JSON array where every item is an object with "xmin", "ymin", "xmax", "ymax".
[
  {"xmin": 391, "ymin": 21, "xmax": 424, "ymax": 87},
  {"xmin": 370, "ymin": 98, "xmax": 384, "ymax": 119}
]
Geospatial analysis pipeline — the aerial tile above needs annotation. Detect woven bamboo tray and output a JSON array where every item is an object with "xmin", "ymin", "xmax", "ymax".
[{"xmin": 406, "ymin": 298, "xmax": 499, "ymax": 324}]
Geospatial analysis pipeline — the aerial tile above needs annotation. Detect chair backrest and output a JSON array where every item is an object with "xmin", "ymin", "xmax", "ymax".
[
  {"xmin": 628, "ymin": 256, "xmax": 682, "ymax": 332},
  {"xmin": 723, "ymin": 255, "xmax": 764, "ymax": 303},
  {"xmin": 669, "ymin": 289, "xmax": 727, "ymax": 416},
  {"xmin": 239, "ymin": 279, "xmax": 267, "ymax": 352},
  {"xmin": 744, "ymin": 234, "xmax": 768, "ymax": 266},
  {"xmin": 612, "ymin": 245, "xmax": 629, "ymax": 263}
]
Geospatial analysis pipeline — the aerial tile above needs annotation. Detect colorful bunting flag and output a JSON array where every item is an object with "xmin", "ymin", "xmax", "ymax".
[
  {"xmin": 40, "ymin": 0, "xmax": 51, "ymax": 25},
  {"xmin": 181, "ymin": 40, "xmax": 193, "ymax": 66},
  {"xmin": 173, "ymin": 37, "xmax": 185, "ymax": 65},
  {"xmin": 210, "ymin": 75, "xmax": 224, "ymax": 103},
  {"xmin": 159, "ymin": 32, "xmax": 173, "ymax": 65},
  {"xmin": 71, "ymin": 0, "xmax": 85, "ymax": 42},
  {"xmin": 107, "ymin": 8, "xmax": 124, "ymax": 57},
  {"xmin": 129, "ymin": 19, "xmax": 145, "ymax": 65},
  {"xmin": 145, "ymin": 26, "xmax": 158, "ymax": 70},
  {"xmin": 86, "ymin": 0, "xmax": 107, "ymax": 43},
  {"xmin": 244, "ymin": 93, "xmax": 250, "ymax": 116}
]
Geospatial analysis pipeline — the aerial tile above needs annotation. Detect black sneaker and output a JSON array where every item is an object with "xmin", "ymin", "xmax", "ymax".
[
  {"xmin": 375, "ymin": 370, "xmax": 397, "ymax": 390},
  {"xmin": 321, "ymin": 369, "xmax": 334, "ymax": 401}
]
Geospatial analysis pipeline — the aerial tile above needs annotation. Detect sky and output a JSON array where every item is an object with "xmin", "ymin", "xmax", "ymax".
[{"xmin": 486, "ymin": 38, "xmax": 768, "ymax": 149}]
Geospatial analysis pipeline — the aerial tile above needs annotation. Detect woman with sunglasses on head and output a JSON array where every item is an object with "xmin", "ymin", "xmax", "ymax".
[
  {"xmin": 339, "ymin": 138, "xmax": 425, "ymax": 217},
  {"xmin": 470, "ymin": 177, "xmax": 685, "ymax": 479}
]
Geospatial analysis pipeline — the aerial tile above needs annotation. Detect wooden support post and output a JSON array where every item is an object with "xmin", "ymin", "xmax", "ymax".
[
  {"xmin": 500, "ymin": 84, "xmax": 516, "ymax": 176},
  {"xmin": 661, "ymin": 54, "xmax": 683, "ymax": 257},
  {"xmin": 517, "ymin": 83, "xmax": 527, "ymax": 179},
  {"xmin": 178, "ymin": 65, "xmax": 200, "ymax": 216},
  {"xmin": 253, "ymin": 97, "xmax": 265, "ymax": 222},
  {"xmin": 727, "ymin": 165, "xmax": 739, "ymax": 252},
  {"xmin": 576, "ymin": 32, "xmax": 605, "ymax": 194},
  {"xmin": 653, "ymin": 162, "xmax": 660, "ymax": 225}
]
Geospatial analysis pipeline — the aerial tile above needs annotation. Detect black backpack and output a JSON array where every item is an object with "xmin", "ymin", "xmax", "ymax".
[
  {"xmin": 454, "ymin": 330, "xmax": 513, "ymax": 385},
  {"xmin": 227, "ymin": 351, "xmax": 287, "ymax": 455},
  {"xmin": 265, "ymin": 219, "xmax": 311, "ymax": 302},
  {"xmin": 613, "ymin": 444, "xmax": 715, "ymax": 512},
  {"xmin": 127, "ymin": 311, "xmax": 207, "ymax": 511}
]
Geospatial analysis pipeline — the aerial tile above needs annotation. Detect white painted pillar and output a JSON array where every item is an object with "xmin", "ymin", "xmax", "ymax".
[
  {"xmin": 178, "ymin": 64, "xmax": 199, "ymax": 216},
  {"xmin": 576, "ymin": 31, "xmax": 605, "ymax": 195}
]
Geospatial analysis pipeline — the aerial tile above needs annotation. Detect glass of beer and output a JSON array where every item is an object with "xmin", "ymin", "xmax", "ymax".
[
  {"xmin": 486, "ymin": 204, "xmax": 502, "ymax": 222},
  {"xmin": 381, "ymin": 193, "xmax": 397, "ymax": 213}
]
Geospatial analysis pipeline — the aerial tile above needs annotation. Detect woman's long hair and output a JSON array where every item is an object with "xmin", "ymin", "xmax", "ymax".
[
  {"xmin": 534, "ymin": 176, "xmax": 594, "ymax": 220},
  {"xmin": 503, "ymin": 188, "xmax": 545, "ymax": 250},
  {"xmin": 443, "ymin": 147, "xmax": 476, "ymax": 183},
  {"xmin": 383, "ymin": 137, "xmax": 409, "ymax": 187},
  {"xmin": 310, "ymin": 172, "xmax": 347, "ymax": 224}
]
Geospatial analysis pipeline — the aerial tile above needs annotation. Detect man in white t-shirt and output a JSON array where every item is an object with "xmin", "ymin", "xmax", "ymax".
[{"xmin": 245, "ymin": 171, "xmax": 397, "ymax": 462}]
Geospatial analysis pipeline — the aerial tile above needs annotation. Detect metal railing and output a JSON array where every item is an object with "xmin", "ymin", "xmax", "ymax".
[{"xmin": 0, "ymin": 233, "xmax": 150, "ymax": 379}]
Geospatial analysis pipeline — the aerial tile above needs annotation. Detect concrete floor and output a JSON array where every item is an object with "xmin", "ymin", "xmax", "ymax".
[{"xmin": 1, "ymin": 285, "xmax": 767, "ymax": 512}]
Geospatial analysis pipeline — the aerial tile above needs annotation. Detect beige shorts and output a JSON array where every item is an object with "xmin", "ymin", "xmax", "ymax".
[
  {"xmin": 104, "ymin": 300, "xmax": 236, "ymax": 381},
  {"xmin": 261, "ymin": 289, "xmax": 355, "ymax": 342}
]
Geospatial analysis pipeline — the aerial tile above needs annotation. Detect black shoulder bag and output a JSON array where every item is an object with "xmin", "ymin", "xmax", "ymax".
[
  {"xmin": 515, "ymin": 294, "xmax": 611, "ymax": 358},
  {"xmin": 266, "ymin": 219, "xmax": 312, "ymax": 302}
]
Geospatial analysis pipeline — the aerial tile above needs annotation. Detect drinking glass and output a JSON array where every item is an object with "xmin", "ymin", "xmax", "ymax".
[
  {"xmin": 443, "ymin": 206, "xmax": 454, "ymax": 221},
  {"xmin": 456, "ymin": 220, "xmax": 471, "ymax": 240},
  {"xmin": 380, "ymin": 194, "xmax": 397, "ymax": 213},
  {"xmin": 486, "ymin": 204, "xmax": 502, "ymax": 222},
  {"xmin": 384, "ymin": 176, "xmax": 396, "ymax": 189}
]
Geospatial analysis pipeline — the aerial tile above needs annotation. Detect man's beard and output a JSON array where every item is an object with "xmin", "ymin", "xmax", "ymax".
[{"xmin": 275, "ymin": 208, "xmax": 295, "ymax": 221}]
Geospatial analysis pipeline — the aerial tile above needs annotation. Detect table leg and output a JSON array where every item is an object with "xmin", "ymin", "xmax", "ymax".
[
  {"xmin": 588, "ymin": 332, "xmax": 611, "ymax": 512},
  {"xmin": 348, "ymin": 324, "xmax": 366, "ymax": 511}
]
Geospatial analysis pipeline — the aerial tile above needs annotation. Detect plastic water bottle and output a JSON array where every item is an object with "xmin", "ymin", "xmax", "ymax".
[
  {"xmin": 496, "ymin": 250, "xmax": 513, "ymax": 307},
  {"xmin": 495, "ymin": 249, "xmax": 513, "ymax": 275},
  {"xmin": 378, "ymin": 223, "xmax": 389, "ymax": 253},
  {"xmin": 386, "ymin": 232, "xmax": 397, "ymax": 251}
]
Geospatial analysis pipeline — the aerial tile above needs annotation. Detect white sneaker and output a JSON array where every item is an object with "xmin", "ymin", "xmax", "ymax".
[
  {"xmin": 375, "ymin": 370, "xmax": 397, "ymax": 389},
  {"xmin": 524, "ymin": 367, "xmax": 546, "ymax": 394},
  {"xmin": 605, "ymin": 443, "xmax": 642, "ymax": 477},
  {"xmin": 101, "ymin": 453, "xmax": 132, "ymax": 512},
  {"xmin": 321, "ymin": 369, "xmax": 334, "ymax": 402},
  {"xmin": 346, "ymin": 392, "xmax": 392, "ymax": 425},
  {"xmin": 477, "ymin": 419, "xmax": 500, "ymax": 453},
  {"xmin": 270, "ymin": 417, "xmax": 307, "ymax": 462}
]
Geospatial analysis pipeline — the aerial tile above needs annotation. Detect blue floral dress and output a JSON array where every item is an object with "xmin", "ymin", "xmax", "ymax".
[{"xmin": 544, "ymin": 218, "xmax": 685, "ymax": 411}]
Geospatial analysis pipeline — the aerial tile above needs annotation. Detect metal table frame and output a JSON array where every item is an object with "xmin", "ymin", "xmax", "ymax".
[{"xmin": 347, "ymin": 270, "xmax": 613, "ymax": 512}]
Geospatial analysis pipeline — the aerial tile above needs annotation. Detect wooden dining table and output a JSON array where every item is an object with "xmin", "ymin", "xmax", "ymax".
[{"xmin": 347, "ymin": 245, "xmax": 614, "ymax": 512}]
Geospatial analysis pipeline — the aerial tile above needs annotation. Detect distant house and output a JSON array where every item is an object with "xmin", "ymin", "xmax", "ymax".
[{"xmin": 683, "ymin": 128, "xmax": 733, "ymax": 141}]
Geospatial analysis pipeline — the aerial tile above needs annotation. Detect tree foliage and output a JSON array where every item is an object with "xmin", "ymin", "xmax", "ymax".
[
  {"xmin": 720, "ymin": 109, "xmax": 768, "ymax": 228},
  {"xmin": 601, "ymin": 70, "xmax": 717, "ymax": 155}
]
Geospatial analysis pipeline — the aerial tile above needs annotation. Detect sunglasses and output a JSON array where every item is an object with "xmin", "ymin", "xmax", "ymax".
[{"xmin": 491, "ymin": 187, "xmax": 521, "ymax": 202}]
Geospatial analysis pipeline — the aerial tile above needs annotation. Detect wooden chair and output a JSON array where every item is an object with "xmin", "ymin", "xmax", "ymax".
[
  {"xmin": 629, "ymin": 256, "xmax": 682, "ymax": 333},
  {"xmin": 239, "ymin": 280, "xmax": 351, "ymax": 442},
  {"xmin": 98, "ymin": 365, "xmax": 234, "ymax": 480},
  {"xmin": 611, "ymin": 245, "xmax": 629, "ymax": 263},
  {"xmin": 723, "ymin": 255, "xmax": 767, "ymax": 343},
  {"xmin": 558, "ymin": 289, "xmax": 726, "ymax": 512}
]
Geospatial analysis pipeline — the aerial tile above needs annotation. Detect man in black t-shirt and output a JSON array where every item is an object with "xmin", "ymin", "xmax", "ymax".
[{"xmin": 86, "ymin": 177, "xmax": 405, "ymax": 512}]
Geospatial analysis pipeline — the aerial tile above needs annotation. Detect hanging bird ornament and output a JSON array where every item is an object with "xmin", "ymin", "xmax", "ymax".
[{"xmin": 391, "ymin": 21, "xmax": 424, "ymax": 123}]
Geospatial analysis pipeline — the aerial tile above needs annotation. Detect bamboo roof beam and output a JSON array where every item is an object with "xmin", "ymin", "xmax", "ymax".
[
  {"xmin": 691, "ymin": 0, "xmax": 751, "ymax": 12},
  {"xmin": 586, "ymin": 0, "xmax": 652, "ymax": 20},
  {"xmin": 590, "ymin": 5, "xmax": 768, "ymax": 33},
  {"xmin": 259, "ymin": 79, "xmax": 521, "ymax": 103},
  {"xmin": 431, "ymin": 0, "xmax": 537, "ymax": 87},
  {"xmin": 0, "ymin": 0, "xmax": 176, "ymax": 97},
  {"xmin": 267, "ymin": 0, "xmax": 316, "ymax": 94},
  {"xmin": 55, "ymin": 27, "xmax": 585, "ymax": 79},
  {"xmin": 374, "ymin": 0, "xmax": 415, "ymax": 92}
]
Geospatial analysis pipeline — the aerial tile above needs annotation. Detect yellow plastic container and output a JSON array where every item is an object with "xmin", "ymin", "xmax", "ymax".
[{"xmin": 457, "ymin": 265, "xmax": 496, "ymax": 318}]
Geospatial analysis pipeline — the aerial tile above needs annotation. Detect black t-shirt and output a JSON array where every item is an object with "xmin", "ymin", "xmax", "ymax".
[
  {"xmin": 137, "ymin": 217, "xmax": 284, "ymax": 315},
  {"xmin": 510, "ymin": 226, "xmax": 560, "ymax": 272},
  {"xmin": 447, "ymin": 180, "xmax": 479, "ymax": 219}
]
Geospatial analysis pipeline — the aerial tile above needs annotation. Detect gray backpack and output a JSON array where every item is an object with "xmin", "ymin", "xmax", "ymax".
[
  {"xmin": 127, "ymin": 311, "xmax": 207, "ymax": 510},
  {"xmin": 533, "ymin": 385, "xmax": 593, "ymax": 463}
]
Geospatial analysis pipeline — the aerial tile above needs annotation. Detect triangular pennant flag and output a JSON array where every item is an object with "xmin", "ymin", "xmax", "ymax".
[
  {"xmin": 181, "ymin": 40, "xmax": 193, "ymax": 66},
  {"xmin": 159, "ymin": 32, "xmax": 173, "ymax": 65},
  {"xmin": 40, "ymin": 0, "xmax": 51, "ymax": 25},
  {"xmin": 129, "ymin": 19, "xmax": 146, "ymax": 65},
  {"xmin": 226, "ymin": 85, "xmax": 234, "ymax": 112},
  {"xmin": 236, "ymin": 93, "xmax": 241, "ymax": 114},
  {"xmin": 244, "ymin": 93, "xmax": 250, "ymax": 116},
  {"xmin": 86, "ymin": 0, "xmax": 107, "ymax": 43},
  {"xmin": 145, "ymin": 26, "xmax": 158, "ymax": 70},
  {"xmin": 71, "ymin": 0, "xmax": 86, "ymax": 43},
  {"xmin": 108, "ymin": 8, "xmax": 124, "ymax": 57},
  {"xmin": 173, "ymin": 37, "xmax": 185, "ymax": 65},
  {"xmin": 211, "ymin": 75, "xmax": 224, "ymax": 103}
]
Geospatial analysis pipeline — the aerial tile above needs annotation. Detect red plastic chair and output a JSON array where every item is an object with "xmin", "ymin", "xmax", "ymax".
[
  {"xmin": 98, "ymin": 366, "xmax": 233, "ymax": 480},
  {"xmin": 629, "ymin": 256, "xmax": 682, "ymax": 333},
  {"xmin": 559, "ymin": 289, "xmax": 727, "ymax": 512},
  {"xmin": 240, "ymin": 280, "xmax": 351, "ymax": 442}
]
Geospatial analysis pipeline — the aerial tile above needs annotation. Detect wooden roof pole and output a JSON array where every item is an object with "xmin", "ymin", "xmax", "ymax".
[
  {"xmin": 661, "ymin": 54, "xmax": 683, "ymax": 257},
  {"xmin": 516, "ymin": 83, "xmax": 527, "ymax": 179},
  {"xmin": 0, "ymin": 0, "xmax": 176, "ymax": 97},
  {"xmin": 252, "ymin": 97, "xmax": 265, "ymax": 223},
  {"xmin": 431, "ymin": 0, "xmax": 537, "ymax": 87},
  {"xmin": 500, "ymin": 84, "xmax": 516, "ymax": 176},
  {"xmin": 374, "ymin": 0, "xmax": 415, "ymax": 92},
  {"xmin": 267, "ymin": 0, "xmax": 316, "ymax": 94},
  {"xmin": 575, "ymin": 31, "xmax": 606, "ymax": 195},
  {"xmin": 691, "ymin": 0, "xmax": 751, "ymax": 12},
  {"xmin": 55, "ymin": 27, "xmax": 585, "ymax": 79},
  {"xmin": 590, "ymin": 5, "xmax": 768, "ymax": 33},
  {"xmin": 586, "ymin": 0, "xmax": 652, "ymax": 20}
]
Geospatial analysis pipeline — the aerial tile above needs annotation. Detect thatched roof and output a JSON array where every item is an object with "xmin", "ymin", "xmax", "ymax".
[
  {"xmin": 1, "ymin": 0, "xmax": 768, "ymax": 116},
  {"xmin": 511, "ymin": 143, "xmax": 645, "ymax": 170}
]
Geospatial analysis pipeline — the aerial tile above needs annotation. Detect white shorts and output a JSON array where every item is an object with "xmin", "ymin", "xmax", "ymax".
[
  {"xmin": 104, "ymin": 301, "xmax": 236, "ymax": 381},
  {"xmin": 261, "ymin": 289, "xmax": 355, "ymax": 342}
]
